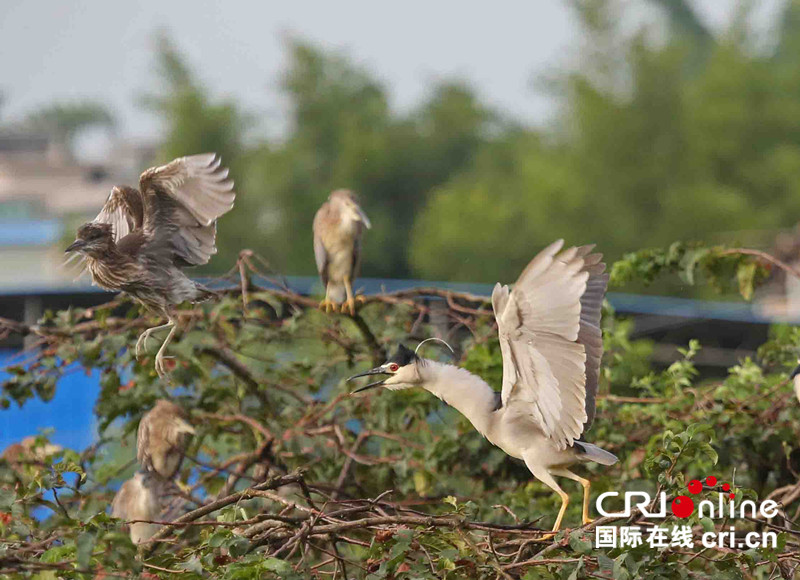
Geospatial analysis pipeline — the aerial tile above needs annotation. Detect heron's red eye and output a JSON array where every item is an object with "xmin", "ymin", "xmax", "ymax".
[{"xmin": 389, "ymin": 363, "xmax": 399, "ymax": 372}]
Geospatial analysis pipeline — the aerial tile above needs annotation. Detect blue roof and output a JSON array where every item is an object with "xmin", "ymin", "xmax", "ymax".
[{"xmin": 0, "ymin": 219, "xmax": 63, "ymax": 247}]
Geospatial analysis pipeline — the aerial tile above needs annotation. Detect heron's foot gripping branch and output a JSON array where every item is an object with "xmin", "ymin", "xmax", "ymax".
[{"xmin": 319, "ymin": 298, "xmax": 337, "ymax": 314}]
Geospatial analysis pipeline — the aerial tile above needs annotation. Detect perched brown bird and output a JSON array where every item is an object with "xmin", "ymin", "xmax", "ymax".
[
  {"xmin": 65, "ymin": 153, "xmax": 235, "ymax": 377},
  {"xmin": 313, "ymin": 189, "xmax": 371, "ymax": 315},
  {"xmin": 137, "ymin": 400, "xmax": 195, "ymax": 480},
  {"xmin": 111, "ymin": 471, "xmax": 185, "ymax": 544}
]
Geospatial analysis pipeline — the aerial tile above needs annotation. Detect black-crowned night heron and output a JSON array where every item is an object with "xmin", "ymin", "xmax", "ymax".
[
  {"xmin": 65, "ymin": 153, "xmax": 235, "ymax": 377},
  {"xmin": 313, "ymin": 189, "xmax": 371, "ymax": 316},
  {"xmin": 349, "ymin": 240, "xmax": 618, "ymax": 535},
  {"xmin": 111, "ymin": 471, "xmax": 185, "ymax": 544},
  {"xmin": 137, "ymin": 400, "xmax": 195, "ymax": 480}
]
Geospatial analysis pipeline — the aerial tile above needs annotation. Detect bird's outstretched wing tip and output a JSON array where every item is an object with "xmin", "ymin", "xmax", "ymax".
[{"xmin": 187, "ymin": 152, "xmax": 218, "ymax": 165}]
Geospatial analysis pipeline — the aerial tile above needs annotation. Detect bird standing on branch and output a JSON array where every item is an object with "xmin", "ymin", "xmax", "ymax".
[
  {"xmin": 65, "ymin": 153, "xmax": 236, "ymax": 377},
  {"xmin": 313, "ymin": 189, "xmax": 371, "ymax": 316},
  {"xmin": 137, "ymin": 400, "xmax": 195, "ymax": 481},
  {"xmin": 350, "ymin": 240, "xmax": 617, "ymax": 536}
]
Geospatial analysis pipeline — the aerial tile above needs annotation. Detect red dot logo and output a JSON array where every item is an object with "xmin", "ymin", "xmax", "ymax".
[
  {"xmin": 687, "ymin": 479, "xmax": 702, "ymax": 494},
  {"xmin": 671, "ymin": 496, "xmax": 695, "ymax": 518},
  {"xmin": 706, "ymin": 476, "xmax": 717, "ymax": 487}
]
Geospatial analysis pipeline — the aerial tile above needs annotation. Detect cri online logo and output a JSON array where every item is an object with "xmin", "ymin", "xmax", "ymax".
[
  {"xmin": 596, "ymin": 475, "xmax": 779, "ymax": 520},
  {"xmin": 672, "ymin": 476, "xmax": 732, "ymax": 518}
]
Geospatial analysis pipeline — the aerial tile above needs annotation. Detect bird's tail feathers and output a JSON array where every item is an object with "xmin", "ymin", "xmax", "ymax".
[
  {"xmin": 574, "ymin": 441, "xmax": 618, "ymax": 466},
  {"xmin": 193, "ymin": 285, "xmax": 219, "ymax": 303}
]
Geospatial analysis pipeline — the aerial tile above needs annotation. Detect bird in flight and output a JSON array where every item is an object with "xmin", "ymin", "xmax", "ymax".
[
  {"xmin": 313, "ymin": 189, "xmax": 371, "ymax": 316},
  {"xmin": 65, "ymin": 153, "xmax": 235, "ymax": 377},
  {"xmin": 349, "ymin": 240, "xmax": 617, "ymax": 536}
]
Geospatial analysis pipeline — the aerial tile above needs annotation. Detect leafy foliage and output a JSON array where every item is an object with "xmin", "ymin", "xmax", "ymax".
[{"xmin": 2, "ymin": 245, "xmax": 800, "ymax": 578}]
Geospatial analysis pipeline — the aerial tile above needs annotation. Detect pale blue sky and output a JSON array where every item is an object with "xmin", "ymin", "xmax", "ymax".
[{"xmin": 0, "ymin": 0, "xmax": 784, "ymax": 149}]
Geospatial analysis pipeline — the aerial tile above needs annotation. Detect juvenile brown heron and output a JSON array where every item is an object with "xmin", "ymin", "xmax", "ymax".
[
  {"xmin": 350, "ymin": 240, "xmax": 617, "ymax": 536},
  {"xmin": 65, "ymin": 153, "xmax": 235, "ymax": 377},
  {"xmin": 111, "ymin": 471, "xmax": 185, "ymax": 544},
  {"xmin": 137, "ymin": 400, "xmax": 195, "ymax": 480},
  {"xmin": 313, "ymin": 189, "xmax": 371, "ymax": 315}
]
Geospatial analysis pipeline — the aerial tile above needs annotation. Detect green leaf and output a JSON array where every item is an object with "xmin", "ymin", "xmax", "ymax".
[
  {"xmin": 263, "ymin": 557, "xmax": 295, "ymax": 576},
  {"xmin": 569, "ymin": 531, "xmax": 592, "ymax": 555},
  {"xmin": 737, "ymin": 261, "xmax": 758, "ymax": 301},
  {"xmin": 443, "ymin": 495, "xmax": 458, "ymax": 510},
  {"xmin": 180, "ymin": 556, "xmax": 204, "ymax": 573},
  {"xmin": 0, "ymin": 489, "xmax": 14, "ymax": 510},
  {"xmin": 76, "ymin": 531, "xmax": 95, "ymax": 569}
]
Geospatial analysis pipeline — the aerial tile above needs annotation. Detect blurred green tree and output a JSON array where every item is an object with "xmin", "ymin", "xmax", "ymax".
[
  {"xmin": 241, "ymin": 40, "xmax": 493, "ymax": 280},
  {"xmin": 142, "ymin": 32, "xmax": 249, "ymax": 270},
  {"xmin": 23, "ymin": 101, "xmax": 115, "ymax": 157},
  {"xmin": 409, "ymin": 0, "xmax": 800, "ymax": 284},
  {"xmin": 137, "ymin": 3, "xmax": 800, "ymax": 287}
]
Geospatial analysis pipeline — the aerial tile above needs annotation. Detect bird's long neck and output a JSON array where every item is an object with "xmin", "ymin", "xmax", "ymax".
[{"xmin": 418, "ymin": 360, "xmax": 499, "ymax": 436}]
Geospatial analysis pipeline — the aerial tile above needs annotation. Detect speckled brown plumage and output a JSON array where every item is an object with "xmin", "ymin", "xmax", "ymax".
[
  {"xmin": 313, "ymin": 189, "xmax": 371, "ymax": 315},
  {"xmin": 66, "ymin": 153, "xmax": 235, "ymax": 376},
  {"xmin": 111, "ymin": 471, "xmax": 186, "ymax": 544},
  {"xmin": 137, "ymin": 400, "xmax": 194, "ymax": 480}
]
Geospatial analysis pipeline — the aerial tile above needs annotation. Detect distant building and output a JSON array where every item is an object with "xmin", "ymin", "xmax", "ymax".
[{"xmin": 0, "ymin": 131, "xmax": 155, "ymax": 291}]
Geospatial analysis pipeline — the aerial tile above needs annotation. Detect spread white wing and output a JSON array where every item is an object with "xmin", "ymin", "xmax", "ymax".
[{"xmin": 492, "ymin": 240, "xmax": 607, "ymax": 449}]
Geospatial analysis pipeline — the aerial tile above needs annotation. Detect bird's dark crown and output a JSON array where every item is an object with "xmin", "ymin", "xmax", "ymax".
[
  {"xmin": 387, "ymin": 344, "xmax": 419, "ymax": 367},
  {"xmin": 76, "ymin": 222, "xmax": 113, "ymax": 241}
]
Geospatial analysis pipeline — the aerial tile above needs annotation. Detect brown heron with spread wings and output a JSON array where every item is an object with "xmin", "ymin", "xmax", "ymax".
[
  {"xmin": 313, "ymin": 189, "xmax": 371, "ymax": 315},
  {"xmin": 65, "ymin": 153, "xmax": 235, "ymax": 377}
]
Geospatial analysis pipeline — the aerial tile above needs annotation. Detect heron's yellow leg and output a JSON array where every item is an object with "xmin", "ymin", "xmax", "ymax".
[
  {"xmin": 341, "ymin": 276, "xmax": 356, "ymax": 316},
  {"xmin": 581, "ymin": 480, "xmax": 593, "ymax": 525},
  {"xmin": 552, "ymin": 492, "xmax": 570, "ymax": 532},
  {"xmin": 525, "ymin": 462, "xmax": 570, "ymax": 541},
  {"xmin": 537, "ymin": 491, "xmax": 569, "ymax": 541},
  {"xmin": 319, "ymin": 287, "xmax": 336, "ymax": 313},
  {"xmin": 552, "ymin": 468, "xmax": 593, "ymax": 525}
]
